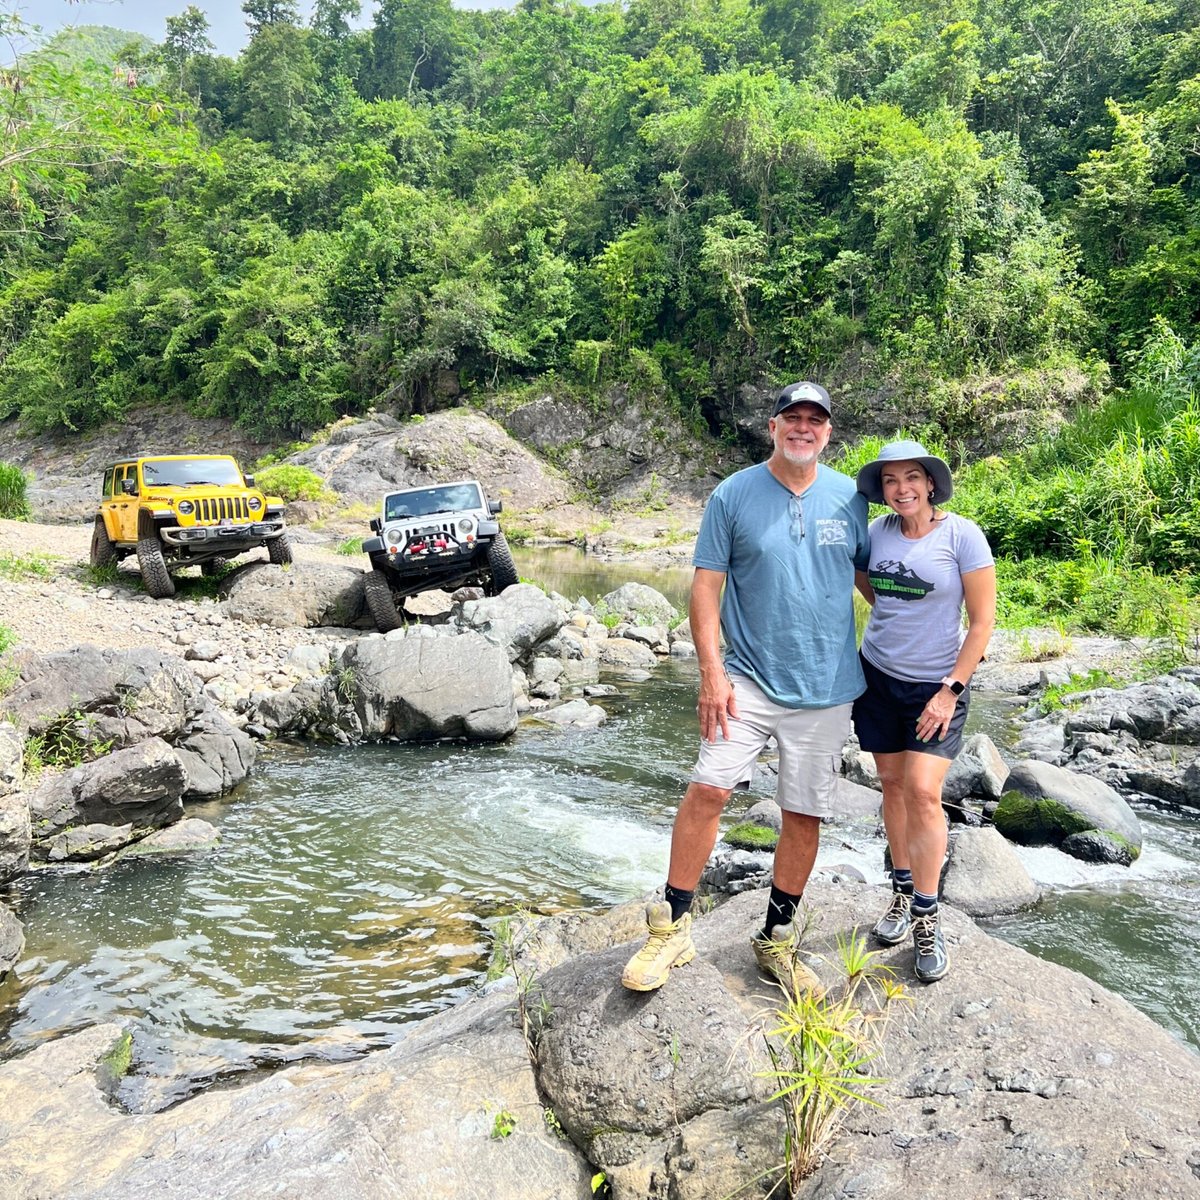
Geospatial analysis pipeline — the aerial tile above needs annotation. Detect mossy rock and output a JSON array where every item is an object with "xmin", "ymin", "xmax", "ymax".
[
  {"xmin": 722, "ymin": 822, "xmax": 778, "ymax": 851},
  {"xmin": 993, "ymin": 791, "xmax": 1094, "ymax": 845}
]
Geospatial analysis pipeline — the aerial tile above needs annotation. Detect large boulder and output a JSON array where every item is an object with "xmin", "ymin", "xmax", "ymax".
[
  {"xmin": 331, "ymin": 632, "xmax": 517, "ymax": 741},
  {"xmin": 6, "ymin": 646, "xmax": 202, "ymax": 750},
  {"xmin": 0, "ymin": 884, "xmax": 1199, "ymax": 1198},
  {"xmin": 26, "ymin": 737, "xmax": 187, "ymax": 860},
  {"xmin": 0, "ymin": 994, "xmax": 592, "ymax": 1200},
  {"xmin": 941, "ymin": 827, "xmax": 1041, "ymax": 916},
  {"xmin": 456, "ymin": 585, "xmax": 566, "ymax": 664},
  {"xmin": 290, "ymin": 408, "xmax": 572, "ymax": 511},
  {"xmin": 994, "ymin": 760, "xmax": 1143, "ymax": 864},
  {"xmin": 222, "ymin": 562, "xmax": 366, "ymax": 629}
]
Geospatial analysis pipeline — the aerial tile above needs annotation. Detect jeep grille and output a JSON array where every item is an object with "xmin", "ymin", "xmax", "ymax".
[{"xmin": 195, "ymin": 496, "xmax": 250, "ymax": 524}]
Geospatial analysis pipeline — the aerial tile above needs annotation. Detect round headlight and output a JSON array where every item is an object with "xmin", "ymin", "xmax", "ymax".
[
  {"xmin": 457, "ymin": 517, "xmax": 475, "ymax": 537},
  {"xmin": 248, "ymin": 495, "xmax": 263, "ymax": 511},
  {"xmin": 177, "ymin": 500, "xmax": 194, "ymax": 515},
  {"xmin": 385, "ymin": 525, "xmax": 404, "ymax": 545}
]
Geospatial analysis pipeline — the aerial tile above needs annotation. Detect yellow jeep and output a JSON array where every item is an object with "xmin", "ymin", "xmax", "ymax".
[{"xmin": 89, "ymin": 454, "xmax": 291, "ymax": 598}]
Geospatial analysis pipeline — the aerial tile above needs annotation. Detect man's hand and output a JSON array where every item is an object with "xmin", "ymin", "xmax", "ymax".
[{"xmin": 698, "ymin": 671, "xmax": 739, "ymax": 742}]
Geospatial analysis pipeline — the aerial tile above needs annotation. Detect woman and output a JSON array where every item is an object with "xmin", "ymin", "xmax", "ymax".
[{"xmin": 852, "ymin": 440, "xmax": 996, "ymax": 983}]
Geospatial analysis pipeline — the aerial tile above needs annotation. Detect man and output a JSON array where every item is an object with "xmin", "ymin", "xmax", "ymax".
[{"xmin": 621, "ymin": 381, "xmax": 869, "ymax": 992}]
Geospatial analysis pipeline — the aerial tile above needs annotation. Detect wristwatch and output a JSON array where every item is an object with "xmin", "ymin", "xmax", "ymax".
[{"xmin": 941, "ymin": 677, "xmax": 966, "ymax": 696}]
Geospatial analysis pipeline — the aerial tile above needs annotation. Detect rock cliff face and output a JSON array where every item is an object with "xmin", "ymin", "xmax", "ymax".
[{"xmin": 0, "ymin": 883, "xmax": 1196, "ymax": 1200}]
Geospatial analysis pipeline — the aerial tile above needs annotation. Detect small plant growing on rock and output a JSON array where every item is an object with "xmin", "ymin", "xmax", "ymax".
[
  {"xmin": 0, "ymin": 462, "xmax": 30, "ymax": 520},
  {"xmin": 723, "ymin": 821, "xmax": 778, "ymax": 851},
  {"xmin": 490, "ymin": 1108, "xmax": 517, "ymax": 1139},
  {"xmin": 759, "ymin": 928, "xmax": 905, "ymax": 1189}
]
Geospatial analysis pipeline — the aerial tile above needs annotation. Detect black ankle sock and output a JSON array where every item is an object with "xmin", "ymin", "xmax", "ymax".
[
  {"xmin": 763, "ymin": 883, "xmax": 803, "ymax": 937},
  {"xmin": 911, "ymin": 888, "xmax": 938, "ymax": 916},
  {"xmin": 664, "ymin": 884, "xmax": 694, "ymax": 923},
  {"xmin": 891, "ymin": 868, "xmax": 914, "ymax": 895}
]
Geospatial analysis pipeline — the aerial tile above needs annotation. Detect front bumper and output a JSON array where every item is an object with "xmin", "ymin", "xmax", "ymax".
[{"xmin": 159, "ymin": 521, "xmax": 285, "ymax": 547}]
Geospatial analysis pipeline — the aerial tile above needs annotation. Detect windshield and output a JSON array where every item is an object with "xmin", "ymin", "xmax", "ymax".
[
  {"xmin": 140, "ymin": 458, "xmax": 244, "ymax": 488},
  {"xmin": 384, "ymin": 483, "xmax": 483, "ymax": 521}
]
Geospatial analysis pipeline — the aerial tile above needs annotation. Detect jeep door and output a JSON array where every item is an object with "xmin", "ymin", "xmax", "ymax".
[{"xmin": 112, "ymin": 464, "xmax": 139, "ymax": 542}]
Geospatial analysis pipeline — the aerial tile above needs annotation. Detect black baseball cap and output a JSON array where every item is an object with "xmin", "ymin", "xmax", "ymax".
[{"xmin": 771, "ymin": 381, "xmax": 831, "ymax": 419}]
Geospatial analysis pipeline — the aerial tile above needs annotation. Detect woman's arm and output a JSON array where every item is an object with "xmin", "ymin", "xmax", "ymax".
[
  {"xmin": 948, "ymin": 565, "xmax": 997, "ymax": 685},
  {"xmin": 855, "ymin": 569, "xmax": 875, "ymax": 606},
  {"xmin": 913, "ymin": 565, "xmax": 997, "ymax": 744}
]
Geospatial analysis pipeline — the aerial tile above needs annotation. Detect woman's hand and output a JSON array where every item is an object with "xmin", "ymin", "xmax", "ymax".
[{"xmin": 916, "ymin": 686, "xmax": 958, "ymax": 743}]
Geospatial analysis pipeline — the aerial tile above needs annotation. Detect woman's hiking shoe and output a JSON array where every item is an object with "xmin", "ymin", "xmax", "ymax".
[
  {"xmin": 872, "ymin": 891, "xmax": 913, "ymax": 946},
  {"xmin": 911, "ymin": 909, "xmax": 949, "ymax": 983},
  {"xmin": 751, "ymin": 923, "xmax": 821, "ymax": 995},
  {"xmin": 621, "ymin": 901, "xmax": 696, "ymax": 991}
]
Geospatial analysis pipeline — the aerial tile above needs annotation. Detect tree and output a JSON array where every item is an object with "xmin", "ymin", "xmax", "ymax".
[
  {"xmin": 242, "ymin": 0, "xmax": 300, "ymax": 35},
  {"xmin": 162, "ymin": 6, "xmax": 213, "ymax": 95}
]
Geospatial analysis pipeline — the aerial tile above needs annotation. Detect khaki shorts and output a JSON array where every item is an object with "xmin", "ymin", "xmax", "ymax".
[{"xmin": 690, "ymin": 674, "xmax": 852, "ymax": 817}]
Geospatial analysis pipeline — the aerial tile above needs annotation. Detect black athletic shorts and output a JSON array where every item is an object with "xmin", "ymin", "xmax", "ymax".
[{"xmin": 851, "ymin": 653, "xmax": 969, "ymax": 760}]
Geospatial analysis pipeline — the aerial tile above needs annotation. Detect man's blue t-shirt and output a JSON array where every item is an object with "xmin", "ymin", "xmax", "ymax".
[{"xmin": 693, "ymin": 462, "xmax": 869, "ymax": 709}]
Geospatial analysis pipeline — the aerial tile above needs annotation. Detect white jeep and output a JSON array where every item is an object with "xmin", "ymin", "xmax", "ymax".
[{"xmin": 360, "ymin": 479, "xmax": 519, "ymax": 630}]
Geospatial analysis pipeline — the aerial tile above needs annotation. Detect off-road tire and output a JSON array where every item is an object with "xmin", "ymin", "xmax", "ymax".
[
  {"xmin": 137, "ymin": 534, "xmax": 175, "ymax": 599},
  {"xmin": 90, "ymin": 517, "xmax": 118, "ymax": 569},
  {"xmin": 268, "ymin": 532, "xmax": 293, "ymax": 566},
  {"xmin": 363, "ymin": 568, "xmax": 403, "ymax": 632},
  {"xmin": 200, "ymin": 557, "xmax": 229, "ymax": 578},
  {"xmin": 484, "ymin": 531, "xmax": 519, "ymax": 595}
]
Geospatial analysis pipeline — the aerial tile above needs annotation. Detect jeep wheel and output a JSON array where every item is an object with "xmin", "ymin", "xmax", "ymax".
[
  {"xmin": 268, "ymin": 532, "xmax": 293, "ymax": 566},
  {"xmin": 137, "ymin": 535, "xmax": 175, "ymax": 599},
  {"xmin": 484, "ymin": 531, "xmax": 519, "ymax": 595},
  {"xmin": 363, "ymin": 568, "xmax": 403, "ymax": 632},
  {"xmin": 200, "ymin": 557, "xmax": 228, "ymax": 578},
  {"xmin": 90, "ymin": 518, "xmax": 117, "ymax": 569}
]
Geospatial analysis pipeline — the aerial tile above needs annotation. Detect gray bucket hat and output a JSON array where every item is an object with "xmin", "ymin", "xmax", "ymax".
[{"xmin": 856, "ymin": 439, "xmax": 954, "ymax": 505}]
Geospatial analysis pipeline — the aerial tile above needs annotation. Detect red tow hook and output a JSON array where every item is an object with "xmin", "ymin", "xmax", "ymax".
[
  {"xmin": 408, "ymin": 542, "xmax": 427, "ymax": 554},
  {"xmin": 433, "ymin": 538, "xmax": 448, "ymax": 550}
]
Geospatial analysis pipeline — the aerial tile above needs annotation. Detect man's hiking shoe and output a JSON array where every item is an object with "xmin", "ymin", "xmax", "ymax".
[
  {"xmin": 621, "ymin": 901, "xmax": 696, "ymax": 992},
  {"xmin": 751, "ymin": 923, "xmax": 821, "ymax": 994},
  {"xmin": 872, "ymin": 890, "xmax": 912, "ymax": 946},
  {"xmin": 912, "ymin": 909, "xmax": 949, "ymax": 983}
]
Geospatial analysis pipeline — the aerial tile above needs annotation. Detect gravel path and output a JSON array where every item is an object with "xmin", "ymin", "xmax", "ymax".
[{"xmin": 0, "ymin": 519, "xmax": 359, "ymax": 708}]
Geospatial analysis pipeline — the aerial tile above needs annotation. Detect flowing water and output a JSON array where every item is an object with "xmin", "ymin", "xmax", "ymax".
[{"xmin": 1, "ymin": 550, "xmax": 1198, "ymax": 1109}]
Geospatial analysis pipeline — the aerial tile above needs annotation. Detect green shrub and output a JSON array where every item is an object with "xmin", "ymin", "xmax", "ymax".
[
  {"xmin": 0, "ymin": 621, "xmax": 14, "ymax": 655},
  {"xmin": 336, "ymin": 536, "xmax": 364, "ymax": 555},
  {"xmin": 253, "ymin": 464, "xmax": 330, "ymax": 503},
  {"xmin": 0, "ymin": 462, "xmax": 30, "ymax": 520}
]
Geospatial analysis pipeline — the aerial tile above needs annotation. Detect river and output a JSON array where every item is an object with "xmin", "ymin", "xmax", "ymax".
[{"xmin": 1, "ymin": 550, "xmax": 1197, "ymax": 1110}]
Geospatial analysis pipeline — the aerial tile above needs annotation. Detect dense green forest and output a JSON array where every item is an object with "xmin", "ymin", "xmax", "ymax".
[{"xmin": 2, "ymin": 0, "xmax": 1199, "ymax": 641}]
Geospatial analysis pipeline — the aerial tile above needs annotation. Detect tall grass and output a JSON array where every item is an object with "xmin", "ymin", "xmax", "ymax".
[{"xmin": 0, "ymin": 461, "xmax": 30, "ymax": 520}]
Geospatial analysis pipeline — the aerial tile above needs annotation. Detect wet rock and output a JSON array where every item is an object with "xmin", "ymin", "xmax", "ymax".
[
  {"xmin": 43, "ymin": 822, "xmax": 136, "ymax": 862},
  {"xmin": 0, "ymin": 903, "xmax": 24, "ymax": 980},
  {"xmin": 531, "ymin": 699, "xmax": 607, "ymax": 729},
  {"xmin": 120, "ymin": 819, "xmax": 220, "ymax": 859}
]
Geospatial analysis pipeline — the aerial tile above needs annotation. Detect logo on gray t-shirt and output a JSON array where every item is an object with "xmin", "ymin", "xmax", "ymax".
[{"xmin": 867, "ymin": 558, "xmax": 935, "ymax": 601}]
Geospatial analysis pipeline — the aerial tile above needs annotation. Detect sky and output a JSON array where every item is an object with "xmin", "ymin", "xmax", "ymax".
[{"xmin": 20, "ymin": 0, "xmax": 510, "ymax": 59}]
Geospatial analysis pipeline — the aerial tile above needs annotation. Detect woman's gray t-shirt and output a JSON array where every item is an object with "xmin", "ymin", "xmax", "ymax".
[{"xmin": 860, "ymin": 512, "xmax": 994, "ymax": 683}]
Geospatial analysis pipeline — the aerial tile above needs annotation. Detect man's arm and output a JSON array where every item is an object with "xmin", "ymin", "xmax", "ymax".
[{"xmin": 690, "ymin": 567, "xmax": 738, "ymax": 742}]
